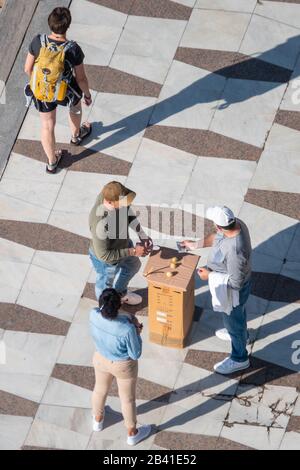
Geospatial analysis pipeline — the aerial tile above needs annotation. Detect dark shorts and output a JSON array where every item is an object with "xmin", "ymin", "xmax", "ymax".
[{"xmin": 26, "ymin": 80, "xmax": 83, "ymax": 114}]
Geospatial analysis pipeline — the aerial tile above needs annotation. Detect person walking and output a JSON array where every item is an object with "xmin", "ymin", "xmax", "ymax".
[
  {"xmin": 181, "ymin": 206, "xmax": 252, "ymax": 374},
  {"xmin": 89, "ymin": 181, "xmax": 153, "ymax": 305},
  {"xmin": 90, "ymin": 288, "xmax": 151, "ymax": 446},
  {"xmin": 24, "ymin": 6, "xmax": 92, "ymax": 173}
]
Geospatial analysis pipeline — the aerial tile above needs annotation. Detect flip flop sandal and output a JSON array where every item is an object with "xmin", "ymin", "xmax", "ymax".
[
  {"xmin": 46, "ymin": 150, "xmax": 63, "ymax": 174},
  {"xmin": 70, "ymin": 122, "xmax": 92, "ymax": 146}
]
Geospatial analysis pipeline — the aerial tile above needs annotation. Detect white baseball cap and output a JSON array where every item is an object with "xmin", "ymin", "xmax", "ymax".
[{"xmin": 206, "ymin": 206, "xmax": 235, "ymax": 227}]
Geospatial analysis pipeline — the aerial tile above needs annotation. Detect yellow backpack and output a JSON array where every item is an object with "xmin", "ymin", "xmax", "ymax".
[{"xmin": 30, "ymin": 34, "xmax": 74, "ymax": 102}]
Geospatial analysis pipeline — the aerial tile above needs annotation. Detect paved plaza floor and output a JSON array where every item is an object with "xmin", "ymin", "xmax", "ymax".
[{"xmin": 0, "ymin": 0, "xmax": 300, "ymax": 450}]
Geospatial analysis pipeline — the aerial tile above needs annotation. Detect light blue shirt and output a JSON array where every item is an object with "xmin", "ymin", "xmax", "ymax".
[{"xmin": 89, "ymin": 308, "xmax": 142, "ymax": 361}]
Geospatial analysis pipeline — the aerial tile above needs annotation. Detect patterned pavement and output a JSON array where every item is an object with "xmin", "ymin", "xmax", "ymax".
[{"xmin": 1, "ymin": 0, "xmax": 300, "ymax": 450}]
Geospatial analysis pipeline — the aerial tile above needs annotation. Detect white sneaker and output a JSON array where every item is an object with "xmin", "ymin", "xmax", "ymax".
[
  {"xmin": 215, "ymin": 328, "xmax": 231, "ymax": 341},
  {"xmin": 121, "ymin": 292, "xmax": 142, "ymax": 306},
  {"xmin": 92, "ymin": 413, "xmax": 104, "ymax": 432},
  {"xmin": 215, "ymin": 328, "xmax": 251, "ymax": 345},
  {"xmin": 127, "ymin": 425, "xmax": 152, "ymax": 446},
  {"xmin": 214, "ymin": 357, "xmax": 250, "ymax": 375}
]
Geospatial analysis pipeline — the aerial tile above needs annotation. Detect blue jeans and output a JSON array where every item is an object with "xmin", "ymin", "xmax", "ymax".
[
  {"xmin": 89, "ymin": 249, "xmax": 141, "ymax": 300},
  {"xmin": 222, "ymin": 281, "xmax": 251, "ymax": 363}
]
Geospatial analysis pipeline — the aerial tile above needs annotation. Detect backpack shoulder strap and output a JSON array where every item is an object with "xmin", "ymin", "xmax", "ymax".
[
  {"xmin": 40, "ymin": 34, "xmax": 48, "ymax": 48},
  {"xmin": 63, "ymin": 40, "xmax": 75, "ymax": 53}
]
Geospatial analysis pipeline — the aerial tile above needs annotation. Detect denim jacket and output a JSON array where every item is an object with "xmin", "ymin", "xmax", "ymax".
[{"xmin": 89, "ymin": 308, "xmax": 142, "ymax": 361}]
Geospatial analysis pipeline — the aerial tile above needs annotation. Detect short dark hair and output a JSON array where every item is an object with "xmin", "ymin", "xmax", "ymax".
[
  {"xmin": 48, "ymin": 7, "xmax": 72, "ymax": 34},
  {"xmin": 99, "ymin": 288, "xmax": 121, "ymax": 320},
  {"xmin": 217, "ymin": 219, "xmax": 236, "ymax": 231}
]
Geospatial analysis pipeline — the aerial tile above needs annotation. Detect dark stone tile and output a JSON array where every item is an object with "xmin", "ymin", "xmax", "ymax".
[
  {"xmin": 287, "ymin": 415, "xmax": 300, "ymax": 433},
  {"xmin": 251, "ymin": 272, "xmax": 278, "ymax": 301},
  {"xmin": 0, "ymin": 219, "xmax": 89, "ymax": 254},
  {"xmin": 0, "ymin": 303, "xmax": 70, "ymax": 336},
  {"xmin": 0, "ymin": 390, "xmax": 38, "ymax": 417},
  {"xmin": 245, "ymin": 188, "xmax": 300, "ymax": 220},
  {"xmin": 175, "ymin": 48, "xmax": 292, "ymax": 83},
  {"xmin": 185, "ymin": 350, "xmax": 229, "ymax": 373},
  {"xmin": 22, "ymin": 446, "xmax": 62, "ymax": 450},
  {"xmin": 215, "ymin": 437, "xmax": 255, "ymax": 450},
  {"xmin": 82, "ymin": 282, "xmax": 96, "ymax": 301},
  {"xmin": 252, "ymin": 270, "xmax": 300, "ymax": 304},
  {"xmin": 272, "ymin": 274, "xmax": 300, "ymax": 304},
  {"xmin": 52, "ymin": 364, "xmax": 95, "ymax": 391},
  {"xmin": 0, "ymin": 219, "xmax": 41, "ymax": 249},
  {"xmin": 37, "ymin": 224, "xmax": 90, "ymax": 254},
  {"xmin": 130, "ymin": 0, "xmax": 192, "ymax": 20},
  {"xmin": 86, "ymin": 0, "xmax": 134, "ymax": 14},
  {"xmin": 52, "ymin": 364, "xmax": 172, "ymax": 402},
  {"xmin": 13, "ymin": 139, "xmax": 131, "ymax": 176},
  {"xmin": 145, "ymin": 125, "xmax": 262, "ymax": 161},
  {"xmin": 275, "ymin": 110, "xmax": 300, "ymax": 132},
  {"xmin": 154, "ymin": 430, "xmax": 219, "ymax": 450},
  {"xmin": 85, "ymin": 65, "xmax": 162, "ymax": 97},
  {"xmin": 264, "ymin": 0, "xmax": 300, "ymax": 3},
  {"xmin": 110, "ymin": 376, "xmax": 172, "ymax": 403},
  {"xmin": 240, "ymin": 356, "xmax": 300, "ymax": 391}
]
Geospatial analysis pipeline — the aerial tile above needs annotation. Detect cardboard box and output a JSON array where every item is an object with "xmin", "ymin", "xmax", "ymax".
[{"xmin": 143, "ymin": 247, "xmax": 199, "ymax": 348}]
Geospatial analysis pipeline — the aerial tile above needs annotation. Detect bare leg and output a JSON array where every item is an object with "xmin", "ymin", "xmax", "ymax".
[
  {"xmin": 40, "ymin": 110, "xmax": 57, "ymax": 165},
  {"xmin": 68, "ymin": 100, "xmax": 82, "ymax": 139}
]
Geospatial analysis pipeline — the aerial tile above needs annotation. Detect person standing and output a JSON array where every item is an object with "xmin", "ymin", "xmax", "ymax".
[
  {"xmin": 181, "ymin": 206, "xmax": 252, "ymax": 374},
  {"xmin": 89, "ymin": 181, "xmax": 153, "ymax": 304},
  {"xmin": 24, "ymin": 7, "xmax": 92, "ymax": 173},
  {"xmin": 90, "ymin": 288, "xmax": 151, "ymax": 446}
]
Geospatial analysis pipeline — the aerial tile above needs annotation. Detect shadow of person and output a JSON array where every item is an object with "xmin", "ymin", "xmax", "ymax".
[{"xmin": 85, "ymin": 35, "xmax": 300, "ymax": 156}]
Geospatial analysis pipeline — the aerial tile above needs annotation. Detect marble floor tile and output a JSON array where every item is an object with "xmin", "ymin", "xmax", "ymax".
[
  {"xmin": 0, "ymin": 331, "xmax": 64, "ymax": 377},
  {"xmin": 150, "ymin": 61, "xmax": 225, "ymax": 129},
  {"xmin": 240, "ymin": 14, "xmax": 300, "ymax": 70},
  {"xmin": 41, "ymin": 377, "xmax": 92, "ymax": 409},
  {"xmin": 280, "ymin": 431, "xmax": 300, "ymax": 450},
  {"xmin": 0, "ymin": 177, "xmax": 61, "ymax": 224},
  {"xmin": 69, "ymin": 0, "xmax": 127, "ymax": 66},
  {"xmin": 126, "ymin": 138, "xmax": 196, "ymax": 206},
  {"xmin": 220, "ymin": 422, "xmax": 286, "ymax": 450},
  {"xmin": 111, "ymin": 16, "xmax": 187, "ymax": 84},
  {"xmin": 226, "ymin": 384, "xmax": 298, "ymax": 429},
  {"xmin": 57, "ymin": 323, "xmax": 94, "ymax": 366},
  {"xmin": 159, "ymin": 394, "xmax": 231, "ymax": 436},
  {"xmin": 238, "ymin": 202, "xmax": 298, "ymax": 261},
  {"xmin": 0, "ymin": 373, "xmax": 49, "ymax": 404},
  {"xmin": 181, "ymin": 9, "xmax": 251, "ymax": 52},
  {"xmin": 249, "ymin": 150, "xmax": 300, "ymax": 193},
  {"xmin": 18, "ymin": 251, "xmax": 91, "ymax": 322},
  {"xmin": 195, "ymin": 0, "xmax": 257, "ymax": 12},
  {"xmin": 24, "ymin": 404, "xmax": 92, "ymax": 450},
  {"xmin": 87, "ymin": 93, "xmax": 156, "ymax": 163},
  {"xmin": 255, "ymin": 1, "xmax": 300, "ymax": 30},
  {"xmin": 182, "ymin": 156, "xmax": 255, "ymax": 216},
  {"xmin": 0, "ymin": 415, "xmax": 33, "ymax": 450},
  {"xmin": 3, "ymin": 152, "xmax": 66, "ymax": 184},
  {"xmin": 265, "ymin": 123, "xmax": 300, "ymax": 153},
  {"xmin": 210, "ymin": 79, "xmax": 286, "ymax": 148}
]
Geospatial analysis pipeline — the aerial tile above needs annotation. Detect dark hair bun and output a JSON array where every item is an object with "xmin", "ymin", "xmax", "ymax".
[{"xmin": 99, "ymin": 288, "xmax": 121, "ymax": 320}]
